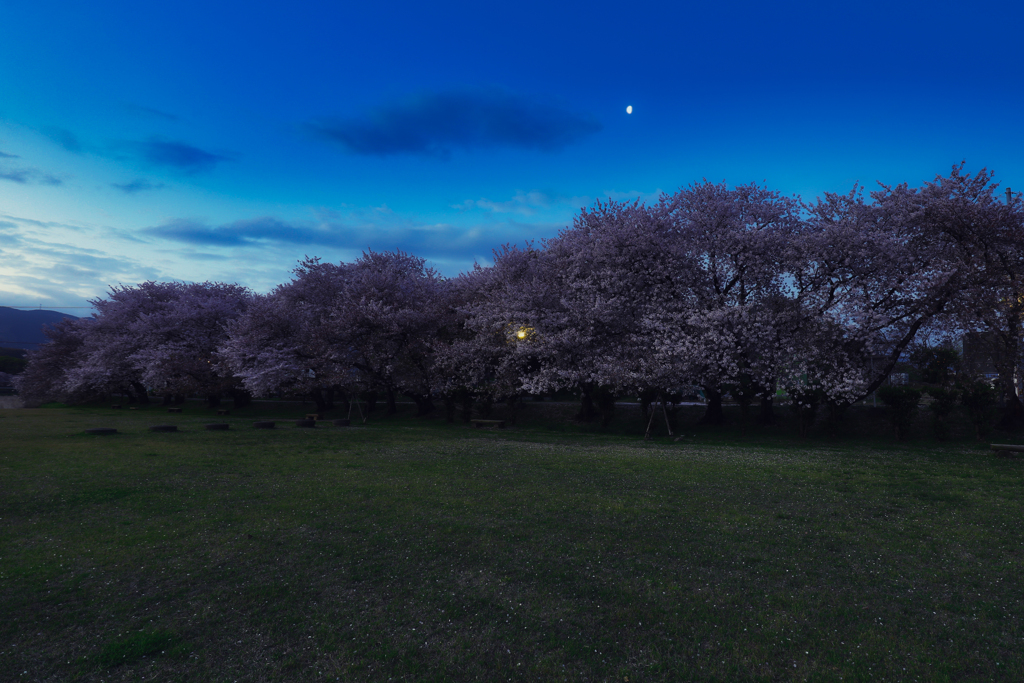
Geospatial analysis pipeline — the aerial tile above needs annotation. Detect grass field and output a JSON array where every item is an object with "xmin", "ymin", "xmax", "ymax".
[{"xmin": 1, "ymin": 400, "xmax": 1022, "ymax": 682}]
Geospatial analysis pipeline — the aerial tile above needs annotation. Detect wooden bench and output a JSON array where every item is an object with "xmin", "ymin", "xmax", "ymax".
[
  {"xmin": 305, "ymin": 413, "xmax": 324, "ymax": 420},
  {"xmin": 167, "ymin": 407, "xmax": 182, "ymax": 413},
  {"xmin": 991, "ymin": 443, "xmax": 1024, "ymax": 457},
  {"xmin": 472, "ymin": 419, "xmax": 506, "ymax": 429},
  {"xmin": 217, "ymin": 409, "xmax": 230, "ymax": 416}
]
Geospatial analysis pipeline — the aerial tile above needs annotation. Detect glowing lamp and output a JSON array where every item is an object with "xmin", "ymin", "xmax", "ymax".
[{"xmin": 511, "ymin": 325, "xmax": 535, "ymax": 343}]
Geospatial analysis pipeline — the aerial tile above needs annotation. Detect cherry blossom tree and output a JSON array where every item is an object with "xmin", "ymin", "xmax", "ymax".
[
  {"xmin": 18, "ymin": 163, "xmax": 1021, "ymax": 438},
  {"xmin": 914, "ymin": 165, "xmax": 1024, "ymax": 429},
  {"xmin": 326, "ymin": 250, "xmax": 448, "ymax": 415},
  {"xmin": 20, "ymin": 281, "xmax": 252, "ymax": 407},
  {"xmin": 222, "ymin": 252, "xmax": 449, "ymax": 415},
  {"xmin": 13, "ymin": 317, "xmax": 90, "ymax": 406},
  {"xmin": 793, "ymin": 187, "xmax": 939, "ymax": 412},
  {"xmin": 219, "ymin": 258, "xmax": 359, "ymax": 412},
  {"xmin": 64, "ymin": 282, "xmax": 193, "ymax": 403},
  {"xmin": 433, "ymin": 244, "xmax": 558, "ymax": 421},
  {"xmin": 794, "ymin": 165, "xmax": 1021, "ymax": 424},
  {"xmin": 444, "ymin": 201, "xmax": 684, "ymax": 426},
  {"xmin": 429, "ymin": 265, "xmax": 491, "ymax": 421},
  {"xmin": 542, "ymin": 199, "xmax": 693, "ymax": 422},
  {"xmin": 129, "ymin": 282, "xmax": 252, "ymax": 407},
  {"xmin": 655, "ymin": 181, "xmax": 804, "ymax": 424}
]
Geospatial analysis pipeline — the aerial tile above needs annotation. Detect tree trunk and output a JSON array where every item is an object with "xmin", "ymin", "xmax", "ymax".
[
  {"xmin": 575, "ymin": 386, "xmax": 598, "ymax": 423},
  {"xmin": 999, "ymin": 392, "xmax": 1024, "ymax": 431},
  {"xmin": 995, "ymin": 344, "xmax": 1024, "ymax": 430},
  {"xmin": 460, "ymin": 390, "xmax": 473, "ymax": 423},
  {"xmin": 443, "ymin": 394, "xmax": 456, "ymax": 423},
  {"xmin": 130, "ymin": 381, "xmax": 150, "ymax": 405},
  {"xmin": 409, "ymin": 393, "xmax": 435, "ymax": 416},
  {"xmin": 659, "ymin": 393, "xmax": 675, "ymax": 436},
  {"xmin": 991, "ymin": 303, "xmax": 1024, "ymax": 431},
  {"xmin": 505, "ymin": 394, "xmax": 520, "ymax": 425},
  {"xmin": 206, "ymin": 393, "xmax": 221, "ymax": 409},
  {"xmin": 759, "ymin": 395, "xmax": 774, "ymax": 425},
  {"xmin": 310, "ymin": 388, "xmax": 328, "ymax": 413},
  {"xmin": 825, "ymin": 399, "xmax": 849, "ymax": 437},
  {"xmin": 699, "ymin": 386, "xmax": 724, "ymax": 425},
  {"xmin": 790, "ymin": 392, "xmax": 820, "ymax": 438},
  {"xmin": 335, "ymin": 389, "xmax": 350, "ymax": 415},
  {"xmin": 230, "ymin": 388, "xmax": 252, "ymax": 409},
  {"xmin": 361, "ymin": 390, "xmax": 378, "ymax": 413},
  {"xmin": 385, "ymin": 388, "xmax": 397, "ymax": 415},
  {"xmin": 324, "ymin": 387, "xmax": 336, "ymax": 410},
  {"xmin": 478, "ymin": 394, "xmax": 493, "ymax": 418},
  {"xmin": 639, "ymin": 388, "xmax": 658, "ymax": 423},
  {"xmin": 731, "ymin": 380, "xmax": 753, "ymax": 419},
  {"xmin": 597, "ymin": 389, "xmax": 616, "ymax": 427}
]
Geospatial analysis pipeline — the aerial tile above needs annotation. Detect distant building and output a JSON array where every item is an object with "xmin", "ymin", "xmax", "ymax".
[
  {"xmin": 962, "ymin": 331, "xmax": 1022, "ymax": 397},
  {"xmin": 961, "ymin": 332, "xmax": 999, "ymax": 377}
]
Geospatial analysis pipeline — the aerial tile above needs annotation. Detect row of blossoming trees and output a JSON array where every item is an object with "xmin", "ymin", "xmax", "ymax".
[{"xmin": 16, "ymin": 165, "xmax": 1024, "ymax": 430}]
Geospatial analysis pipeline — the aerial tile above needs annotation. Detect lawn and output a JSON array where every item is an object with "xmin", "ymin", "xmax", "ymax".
[{"xmin": 1, "ymin": 400, "xmax": 1022, "ymax": 682}]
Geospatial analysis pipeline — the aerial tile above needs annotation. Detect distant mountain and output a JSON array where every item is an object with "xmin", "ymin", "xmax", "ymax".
[{"xmin": 0, "ymin": 307, "xmax": 79, "ymax": 350}]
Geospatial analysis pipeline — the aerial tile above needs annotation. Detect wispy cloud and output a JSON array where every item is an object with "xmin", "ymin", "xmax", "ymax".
[
  {"xmin": 123, "ymin": 104, "xmax": 181, "ymax": 122},
  {"xmin": 134, "ymin": 137, "xmax": 230, "ymax": 173},
  {"xmin": 0, "ymin": 169, "xmax": 32, "ymax": 184},
  {"xmin": 0, "ymin": 220, "xmax": 20, "ymax": 247},
  {"xmin": 0, "ymin": 217, "xmax": 163, "ymax": 308},
  {"xmin": 142, "ymin": 213, "xmax": 562, "ymax": 269},
  {"xmin": 0, "ymin": 150, "xmax": 19, "ymax": 159},
  {"xmin": 307, "ymin": 87, "xmax": 602, "ymax": 158},
  {"xmin": 111, "ymin": 178, "xmax": 165, "ymax": 194},
  {"xmin": 453, "ymin": 189, "xmax": 593, "ymax": 216},
  {"xmin": 43, "ymin": 127, "xmax": 83, "ymax": 153},
  {"xmin": 0, "ymin": 214, "xmax": 82, "ymax": 230},
  {"xmin": 34, "ymin": 126, "xmax": 227, "ymax": 174},
  {"xmin": 0, "ymin": 167, "xmax": 63, "ymax": 186},
  {"xmin": 145, "ymin": 217, "xmax": 308, "ymax": 247}
]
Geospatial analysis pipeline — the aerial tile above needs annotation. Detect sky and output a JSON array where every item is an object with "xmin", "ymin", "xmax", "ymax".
[{"xmin": 1, "ymin": 0, "xmax": 1022, "ymax": 315}]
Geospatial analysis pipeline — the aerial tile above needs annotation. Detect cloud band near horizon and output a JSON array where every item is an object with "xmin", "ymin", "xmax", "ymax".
[{"xmin": 142, "ymin": 215, "xmax": 561, "ymax": 267}]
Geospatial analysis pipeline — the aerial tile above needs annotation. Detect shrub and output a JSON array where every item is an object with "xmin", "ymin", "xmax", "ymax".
[
  {"xmin": 877, "ymin": 386, "xmax": 922, "ymax": 440},
  {"xmin": 925, "ymin": 387, "xmax": 960, "ymax": 441},
  {"xmin": 909, "ymin": 345, "xmax": 961, "ymax": 386},
  {"xmin": 959, "ymin": 380, "xmax": 998, "ymax": 441}
]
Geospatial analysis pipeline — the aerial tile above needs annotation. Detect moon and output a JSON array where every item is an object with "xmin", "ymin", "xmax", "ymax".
[{"xmin": 626, "ymin": 105, "xmax": 633, "ymax": 114}]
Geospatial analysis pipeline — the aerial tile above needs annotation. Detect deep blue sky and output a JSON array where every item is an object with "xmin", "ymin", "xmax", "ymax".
[{"xmin": 1, "ymin": 0, "xmax": 1022, "ymax": 313}]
